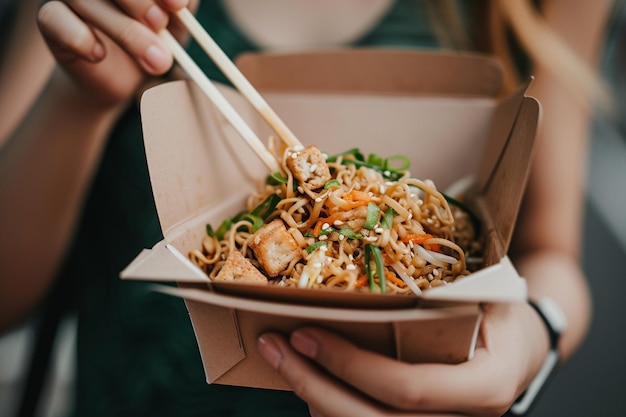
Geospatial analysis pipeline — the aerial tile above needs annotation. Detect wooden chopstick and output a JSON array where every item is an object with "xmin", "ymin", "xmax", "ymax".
[
  {"xmin": 174, "ymin": 8, "xmax": 303, "ymax": 149},
  {"xmin": 158, "ymin": 29, "xmax": 281, "ymax": 172}
]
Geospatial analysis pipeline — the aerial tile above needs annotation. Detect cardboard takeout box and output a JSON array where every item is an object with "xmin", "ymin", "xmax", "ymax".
[{"xmin": 121, "ymin": 49, "xmax": 539, "ymax": 390}]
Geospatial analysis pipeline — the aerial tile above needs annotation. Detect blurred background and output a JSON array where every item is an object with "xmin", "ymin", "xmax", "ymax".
[{"xmin": 1, "ymin": 1, "xmax": 625, "ymax": 416}]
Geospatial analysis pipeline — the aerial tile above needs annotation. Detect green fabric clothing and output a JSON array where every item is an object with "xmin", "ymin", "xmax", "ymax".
[{"xmin": 62, "ymin": 1, "xmax": 440, "ymax": 416}]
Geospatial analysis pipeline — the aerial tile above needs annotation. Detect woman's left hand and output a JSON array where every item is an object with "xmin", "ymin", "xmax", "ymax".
[{"xmin": 257, "ymin": 301, "xmax": 550, "ymax": 417}]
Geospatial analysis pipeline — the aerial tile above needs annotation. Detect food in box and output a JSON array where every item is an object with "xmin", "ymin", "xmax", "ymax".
[{"xmin": 120, "ymin": 49, "xmax": 538, "ymax": 389}]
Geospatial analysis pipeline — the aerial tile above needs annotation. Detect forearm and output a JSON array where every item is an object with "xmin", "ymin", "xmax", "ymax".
[
  {"xmin": 514, "ymin": 250, "xmax": 591, "ymax": 362},
  {"xmin": 0, "ymin": 0, "xmax": 54, "ymax": 146},
  {"xmin": 0, "ymin": 68, "xmax": 125, "ymax": 332}
]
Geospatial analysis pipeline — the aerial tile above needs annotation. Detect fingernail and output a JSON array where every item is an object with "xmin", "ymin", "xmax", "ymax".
[
  {"xmin": 291, "ymin": 331, "xmax": 318, "ymax": 358},
  {"xmin": 257, "ymin": 335, "xmax": 282, "ymax": 370},
  {"xmin": 145, "ymin": 5, "xmax": 168, "ymax": 29},
  {"xmin": 141, "ymin": 44, "xmax": 170, "ymax": 72}
]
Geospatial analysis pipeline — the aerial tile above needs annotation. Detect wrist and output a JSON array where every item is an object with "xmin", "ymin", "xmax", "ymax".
[{"xmin": 507, "ymin": 298, "xmax": 568, "ymax": 416}]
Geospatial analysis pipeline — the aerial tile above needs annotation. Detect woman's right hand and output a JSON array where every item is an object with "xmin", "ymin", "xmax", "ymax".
[{"xmin": 37, "ymin": 0, "xmax": 192, "ymax": 107}]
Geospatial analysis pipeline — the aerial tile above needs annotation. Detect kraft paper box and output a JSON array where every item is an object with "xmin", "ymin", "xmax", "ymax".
[{"xmin": 120, "ymin": 49, "xmax": 539, "ymax": 390}]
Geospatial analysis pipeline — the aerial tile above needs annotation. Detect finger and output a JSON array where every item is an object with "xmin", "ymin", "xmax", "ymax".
[
  {"xmin": 289, "ymin": 327, "xmax": 512, "ymax": 415},
  {"xmin": 115, "ymin": 0, "xmax": 168, "ymax": 30},
  {"xmin": 257, "ymin": 333, "xmax": 390, "ymax": 417},
  {"xmin": 38, "ymin": 2, "xmax": 104, "ymax": 63},
  {"xmin": 67, "ymin": 0, "xmax": 172, "ymax": 74}
]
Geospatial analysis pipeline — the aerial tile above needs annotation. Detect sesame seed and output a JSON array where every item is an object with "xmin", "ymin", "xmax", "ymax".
[
  {"xmin": 433, "ymin": 269, "xmax": 439, "ymax": 276},
  {"xmin": 297, "ymin": 186, "xmax": 304, "ymax": 194},
  {"xmin": 339, "ymin": 234, "xmax": 344, "ymax": 240},
  {"xmin": 333, "ymin": 220, "xmax": 344, "ymax": 226},
  {"xmin": 315, "ymin": 197, "xmax": 323, "ymax": 202},
  {"xmin": 346, "ymin": 264, "xmax": 356, "ymax": 270},
  {"xmin": 322, "ymin": 223, "xmax": 330, "ymax": 230},
  {"xmin": 375, "ymin": 227, "xmax": 384, "ymax": 234},
  {"xmin": 366, "ymin": 236, "xmax": 378, "ymax": 242},
  {"xmin": 313, "ymin": 262, "xmax": 322, "ymax": 268},
  {"xmin": 428, "ymin": 273, "xmax": 434, "ymax": 281},
  {"xmin": 310, "ymin": 164, "xmax": 318, "ymax": 172},
  {"xmin": 319, "ymin": 235, "xmax": 328, "ymax": 241}
]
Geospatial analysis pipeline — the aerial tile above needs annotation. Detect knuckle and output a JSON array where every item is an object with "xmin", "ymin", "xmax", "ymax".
[
  {"xmin": 290, "ymin": 376, "xmax": 313, "ymax": 403},
  {"xmin": 117, "ymin": 19, "xmax": 145, "ymax": 47}
]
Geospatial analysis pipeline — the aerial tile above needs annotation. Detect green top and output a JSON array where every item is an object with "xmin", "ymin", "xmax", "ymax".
[{"xmin": 63, "ymin": 1, "xmax": 440, "ymax": 415}]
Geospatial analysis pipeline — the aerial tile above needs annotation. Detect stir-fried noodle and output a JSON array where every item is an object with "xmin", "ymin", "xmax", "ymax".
[{"xmin": 189, "ymin": 143, "xmax": 483, "ymax": 296}]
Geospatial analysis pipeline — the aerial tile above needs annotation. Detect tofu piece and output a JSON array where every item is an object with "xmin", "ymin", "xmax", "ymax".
[
  {"xmin": 286, "ymin": 145, "xmax": 331, "ymax": 190},
  {"xmin": 249, "ymin": 219, "xmax": 303, "ymax": 277},
  {"xmin": 214, "ymin": 250, "xmax": 268, "ymax": 284}
]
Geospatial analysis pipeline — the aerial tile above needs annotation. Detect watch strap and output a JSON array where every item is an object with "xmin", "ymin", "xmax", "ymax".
[{"xmin": 506, "ymin": 298, "xmax": 568, "ymax": 416}]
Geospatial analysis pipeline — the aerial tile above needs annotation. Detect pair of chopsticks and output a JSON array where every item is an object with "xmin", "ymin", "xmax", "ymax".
[{"xmin": 158, "ymin": 8, "xmax": 303, "ymax": 173}]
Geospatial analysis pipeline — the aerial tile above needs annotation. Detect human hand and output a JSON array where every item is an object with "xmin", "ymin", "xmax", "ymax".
[
  {"xmin": 36, "ymin": 0, "xmax": 194, "ymax": 106},
  {"xmin": 258, "ymin": 302, "xmax": 550, "ymax": 417}
]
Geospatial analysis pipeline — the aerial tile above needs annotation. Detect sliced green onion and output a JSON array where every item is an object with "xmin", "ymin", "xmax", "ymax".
[
  {"xmin": 326, "ymin": 148, "xmax": 409, "ymax": 180},
  {"xmin": 364, "ymin": 202, "xmax": 380, "ymax": 230},
  {"xmin": 250, "ymin": 193, "xmax": 281, "ymax": 220},
  {"xmin": 318, "ymin": 226, "xmax": 336, "ymax": 237},
  {"xmin": 215, "ymin": 218, "xmax": 232, "ymax": 240},
  {"xmin": 205, "ymin": 224, "xmax": 215, "ymax": 238},
  {"xmin": 337, "ymin": 227, "xmax": 363, "ymax": 240},
  {"xmin": 384, "ymin": 154, "xmax": 411, "ymax": 171},
  {"xmin": 364, "ymin": 244, "xmax": 386, "ymax": 293},
  {"xmin": 326, "ymin": 148, "xmax": 365, "ymax": 163},
  {"xmin": 267, "ymin": 171, "xmax": 288, "ymax": 185},
  {"xmin": 367, "ymin": 153, "xmax": 384, "ymax": 168},
  {"xmin": 306, "ymin": 241, "xmax": 328, "ymax": 254},
  {"xmin": 381, "ymin": 207, "xmax": 396, "ymax": 229},
  {"xmin": 324, "ymin": 179, "xmax": 341, "ymax": 189},
  {"xmin": 243, "ymin": 214, "xmax": 264, "ymax": 232}
]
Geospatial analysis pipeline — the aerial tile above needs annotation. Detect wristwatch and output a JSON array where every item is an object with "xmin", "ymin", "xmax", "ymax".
[{"xmin": 506, "ymin": 297, "xmax": 568, "ymax": 416}]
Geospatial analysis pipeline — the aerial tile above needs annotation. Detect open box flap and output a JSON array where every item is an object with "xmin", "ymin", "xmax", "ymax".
[
  {"xmin": 120, "ymin": 241, "xmax": 209, "ymax": 283},
  {"xmin": 477, "ymin": 96, "xmax": 541, "ymax": 261},
  {"xmin": 236, "ymin": 48, "xmax": 503, "ymax": 97}
]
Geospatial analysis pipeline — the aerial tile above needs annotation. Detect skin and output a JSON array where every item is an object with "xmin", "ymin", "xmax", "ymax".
[{"xmin": 0, "ymin": 0, "xmax": 612, "ymax": 415}]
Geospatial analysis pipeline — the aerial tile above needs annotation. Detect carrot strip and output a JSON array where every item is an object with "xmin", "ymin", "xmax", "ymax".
[
  {"xmin": 384, "ymin": 270, "xmax": 407, "ymax": 288},
  {"xmin": 401, "ymin": 233, "xmax": 434, "ymax": 244},
  {"xmin": 356, "ymin": 274, "xmax": 368, "ymax": 288}
]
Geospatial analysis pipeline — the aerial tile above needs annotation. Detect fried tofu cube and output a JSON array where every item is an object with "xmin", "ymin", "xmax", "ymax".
[
  {"xmin": 214, "ymin": 250, "xmax": 268, "ymax": 284},
  {"xmin": 286, "ymin": 145, "xmax": 331, "ymax": 190},
  {"xmin": 249, "ymin": 219, "xmax": 303, "ymax": 277}
]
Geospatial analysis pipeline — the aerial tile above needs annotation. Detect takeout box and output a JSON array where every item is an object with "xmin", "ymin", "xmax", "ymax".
[{"xmin": 121, "ymin": 49, "xmax": 539, "ymax": 390}]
